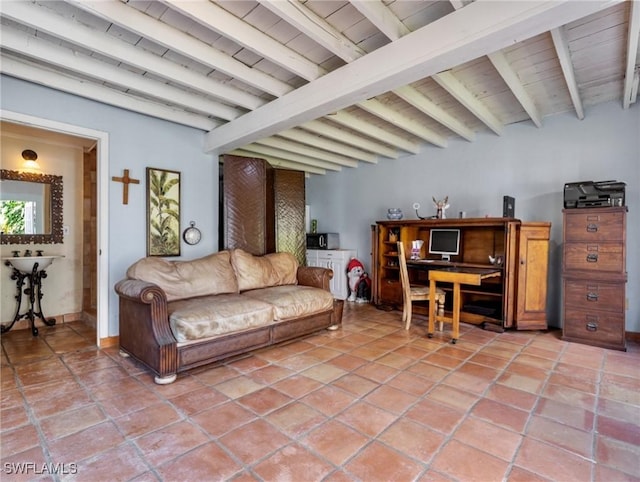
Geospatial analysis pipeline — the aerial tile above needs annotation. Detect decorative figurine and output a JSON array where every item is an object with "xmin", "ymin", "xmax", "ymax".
[
  {"xmin": 433, "ymin": 196, "xmax": 450, "ymax": 219},
  {"xmin": 346, "ymin": 258, "xmax": 365, "ymax": 302}
]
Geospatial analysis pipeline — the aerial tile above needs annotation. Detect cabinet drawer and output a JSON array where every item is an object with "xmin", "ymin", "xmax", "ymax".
[
  {"xmin": 563, "ymin": 309, "xmax": 625, "ymax": 345},
  {"xmin": 564, "ymin": 210, "xmax": 624, "ymax": 242},
  {"xmin": 564, "ymin": 243, "xmax": 624, "ymax": 272},
  {"xmin": 380, "ymin": 279, "xmax": 402, "ymax": 304},
  {"xmin": 563, "ymin": 280, "xmax": 625, "ymax": 312}
]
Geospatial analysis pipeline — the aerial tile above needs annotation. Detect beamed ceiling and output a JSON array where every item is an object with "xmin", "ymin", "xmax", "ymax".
[{"xmin": 1, "ymin": 0, "xmax": 639, "ymax": 176}]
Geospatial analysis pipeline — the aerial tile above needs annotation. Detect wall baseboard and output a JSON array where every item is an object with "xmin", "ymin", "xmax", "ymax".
[
  {"xmin": 626, "ymin": 331, "xmax": 640, "ymax": 343},
  {"xmin": 99, "ymin": 336, "xmax": 119, "ymax": 348}
]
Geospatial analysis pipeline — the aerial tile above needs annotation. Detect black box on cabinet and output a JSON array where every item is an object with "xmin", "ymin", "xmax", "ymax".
[{"xmin": 503, "ymin": 196, "xmax": 515, "ymax": 217}]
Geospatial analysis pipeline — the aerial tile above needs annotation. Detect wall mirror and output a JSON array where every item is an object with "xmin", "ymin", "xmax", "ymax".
[{"xmin": 0, "ymin": 169, "xmax": 63, "ymax": 244}]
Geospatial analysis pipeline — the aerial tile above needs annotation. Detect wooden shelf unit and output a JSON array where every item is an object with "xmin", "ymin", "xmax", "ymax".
[{"xmin": 371, "ymin": 217, "xmax": 551, "ymax": 330}]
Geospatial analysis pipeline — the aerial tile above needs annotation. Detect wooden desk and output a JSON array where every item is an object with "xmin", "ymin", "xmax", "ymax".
[
  {"xmin": 372, "ymin": 219, "xmax": 551, "ymax": 331},
  {"xmin": 428, "ymin": 267, "xmax": 501, "ymax": 343}
]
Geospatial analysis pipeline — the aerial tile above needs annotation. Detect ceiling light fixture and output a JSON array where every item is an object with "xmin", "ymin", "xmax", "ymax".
[{"xmin": 21, "ymin": 149, "xmax": 41, "ymax": 172}]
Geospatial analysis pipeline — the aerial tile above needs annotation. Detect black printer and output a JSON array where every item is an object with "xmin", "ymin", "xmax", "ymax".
[{"xmin": 563, "ymin": 180, "xmax": 626, "ymax": 209}]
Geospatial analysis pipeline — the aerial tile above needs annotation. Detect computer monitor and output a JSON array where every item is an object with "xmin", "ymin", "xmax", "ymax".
[{"xmin": 428, "ymin": 229, "xmax": 460, "ymax": 261}]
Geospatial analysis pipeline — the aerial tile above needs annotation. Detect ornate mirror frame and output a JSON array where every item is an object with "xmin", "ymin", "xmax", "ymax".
[{"xmin": 0, "ymin": 169, "xmax": 64, "ymax": 245}]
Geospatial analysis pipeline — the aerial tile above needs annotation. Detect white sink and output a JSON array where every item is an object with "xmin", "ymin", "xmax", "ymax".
[{"xmin": 3, "ymin": 256, "xmax": 63, "ymax": 274}]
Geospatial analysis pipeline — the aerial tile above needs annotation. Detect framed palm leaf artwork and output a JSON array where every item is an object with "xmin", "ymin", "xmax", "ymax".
[{"xmin": 146, "ymin": 167, "xmax": 181, "ymax": 257}]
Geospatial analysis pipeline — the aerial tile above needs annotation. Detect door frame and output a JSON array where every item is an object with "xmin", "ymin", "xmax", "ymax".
[{"xmin": 1, "ymin": 109, "xmax": 110, "ymax": 345}]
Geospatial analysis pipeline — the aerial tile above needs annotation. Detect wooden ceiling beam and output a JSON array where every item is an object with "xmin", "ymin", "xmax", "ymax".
[
  {"xmin": 255, "ymin": 137, "xmax": 359, "ymax": 168},
  {"xmin": 206, "ymin": 0, "xmax": 616, "ymax": 152},
  {"xmin": 357, "ymin": 99, "xmax": 448, "ymax": 147},
  {"xmin": 1, "ymin": 56, "xmax": 218, "ymax": 131},
  {"xmin": 447, "ymin": 0, "xmax": 542, "ymax": 128},
  {"xmin": 392, "ymin": 86, "xmax": 475, "ymax": 141},
  {"xmin": 277, "ymin": 129, "xmax": 378, "ymax": 163},
  {"xmin": 261, "ymin": 0, "xmax": 365, "ymax": 63},
  {"xmin": 551, "ymin": 27, "xmax": 585, "ymax": 120},
  {"xmin": 433, "ymin": 71, "xmax": 505, "ymax": 135},
  {"xmin": 1, "ymin": 27, "xmax": 242, "ymax": 122},
  {"xmin": 68, "ymin": 0, "xmax": 291, "ymax": 98},
  {"xmin": 623, "ymin": 0, "xmax": 640, "ymax": 108},
  {"xmin": 353, "ymin": 0, "xmax": 476, "ymax": 141},
  {"xmin": 301, "ymin": 120, "xmax": 398, "ymax": 158},
  {"xmin": 487, "ymin": 51, "xmax": 543, "ymax": 128},
  {"xmin": 328, "ymin": 112, "xmax": 421, "ymax": 154},
  {"xmin": 229, "ymin": 149, "xmax": 326, "ymax": 175},
  {"xmin": 262, "ymin": 0, "xmax": 460, "ymax": 148},
  {"xmin": 350, "ymin": 0, "xmax": 411, "ymax": 41},
  {"xmin": 238, "ymin": 144, "xmax": 344, "ymax": 171},
  {"xmin": 164, "ymin": 0, "xmax": 324, "ymax": 81}
]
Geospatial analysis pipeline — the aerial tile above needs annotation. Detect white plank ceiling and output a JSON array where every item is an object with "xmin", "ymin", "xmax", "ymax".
[{"xmin": 1, "ymin": 0, "xmax": 639, "ymax": 176}]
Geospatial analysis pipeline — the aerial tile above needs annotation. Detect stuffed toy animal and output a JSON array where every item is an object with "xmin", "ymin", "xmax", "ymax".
[
  {"xmin": 346, "ymin": 258, "xmax": 365, "ymax": 302},
  {"xmin": 355, "ymin": 272, "xmax": 371, "ymax": 303}
]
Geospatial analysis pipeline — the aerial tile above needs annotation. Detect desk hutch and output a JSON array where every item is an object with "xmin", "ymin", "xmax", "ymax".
[{"xmin": 371, "ymin": 218, "xmax": 551, "ymax": 331}]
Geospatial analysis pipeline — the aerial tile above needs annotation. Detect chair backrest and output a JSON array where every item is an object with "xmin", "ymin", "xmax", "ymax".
[{"xmin": 397, "ymin": 242, "xmax": 411, "ymax": 300}]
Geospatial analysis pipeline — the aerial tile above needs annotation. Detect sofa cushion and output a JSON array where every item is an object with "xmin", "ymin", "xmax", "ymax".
[
  {"xmin": 168, "ymin": 294, "xmax": 274, "ymax": 341},
  {"xmin": 231, "ymin": 249, "xmax": 298, "ymax": 292},
  {"xmin": 242, "ymin": 285, "xmax": 334, "ymax": 320},
  {"xmin": 126, "ymin": 251, "xmax": 238, "ymax": 302}
]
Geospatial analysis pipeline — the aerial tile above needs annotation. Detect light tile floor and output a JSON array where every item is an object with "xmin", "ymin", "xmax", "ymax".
[{"xmin": 1, "ymin": 303, "xmax": 639, "ymax": 481}]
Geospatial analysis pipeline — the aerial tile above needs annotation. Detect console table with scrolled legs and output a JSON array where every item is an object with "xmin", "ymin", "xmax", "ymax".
[{"xmin": 2, "ymin": 260, "xmax": 57, "ymax": 336}]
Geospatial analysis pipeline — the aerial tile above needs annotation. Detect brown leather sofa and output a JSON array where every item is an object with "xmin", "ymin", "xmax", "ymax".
[{"xmin": 115, "ymin": 249, "xmax": 343, "ymax": 384}]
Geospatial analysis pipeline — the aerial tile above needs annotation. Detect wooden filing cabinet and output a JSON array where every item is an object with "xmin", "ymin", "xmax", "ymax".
[{"xmin": 562, "ymin": 207, "xmax": 627, "ymax": 351}]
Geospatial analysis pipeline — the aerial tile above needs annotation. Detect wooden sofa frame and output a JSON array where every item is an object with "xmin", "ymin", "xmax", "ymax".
[{"xmin": 115, "ymin": 266, "xmax": 342, "ymax": 384}]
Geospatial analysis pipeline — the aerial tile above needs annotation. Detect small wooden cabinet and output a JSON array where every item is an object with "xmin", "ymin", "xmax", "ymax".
[
  {"xmin": 371, "ymin": 218, "xmax": 551, "ymax": 330},
  {"xmin": 307, "ymin": 249, "xmax": 357, "ymax": 300},
  {"xmin": 562, "ymin": 207, "xmax": 627, "ymax": 350},
  {"xmin": 515, "ymin": 223, "xmax": 552, "ymax": 330}
]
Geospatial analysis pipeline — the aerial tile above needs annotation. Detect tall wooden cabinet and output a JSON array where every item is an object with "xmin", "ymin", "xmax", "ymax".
[
  {"xmin": 371, "ymin": 218, "xmax": 551, "ymax": 330},
  {"xmin": 274, "ymin": 169, "xmax": 306, "ymax": 265},
  {"xmin": 562, "ymin": 207, "xmax": 627, "ymax": 351},
  {"xmin": 222, "ymin": 155, "xmax": 306, "ymax": 265},
  {"xmin": 223, "ymin": 155, "xmax": 275, "ymax": 255}
]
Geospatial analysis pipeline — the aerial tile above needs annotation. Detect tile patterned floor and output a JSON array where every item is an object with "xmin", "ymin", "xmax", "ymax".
[{"xmin": 1, "ymin": 303, "xmax": 639, "ymax": 481}]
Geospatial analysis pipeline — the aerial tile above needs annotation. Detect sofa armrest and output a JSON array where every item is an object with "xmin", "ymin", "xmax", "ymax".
[
  {"xmin": 114, "ymin": 279, "xmax": 177, "ymax": 380},
  {"xmin": 296, "ymin": 266, "xmax": 333, "ymax": 291},
  {"xmin": 115, "ymin": 278, "xmax": 166, "ymax": 302}
]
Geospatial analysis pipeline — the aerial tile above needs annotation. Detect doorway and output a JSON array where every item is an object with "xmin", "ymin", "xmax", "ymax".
[
  {"xmin": 82, "ymin": 146, "xmax": 98, "ymax": 325},
  {"xmin": 1, "ymin": 111, "xmax": 109, "ymax": 345}
]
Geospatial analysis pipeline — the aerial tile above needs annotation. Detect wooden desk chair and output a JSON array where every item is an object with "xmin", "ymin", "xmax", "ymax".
[{"xmin": 397, "ymin": 242, "xmax": 444, "ymax": 330}]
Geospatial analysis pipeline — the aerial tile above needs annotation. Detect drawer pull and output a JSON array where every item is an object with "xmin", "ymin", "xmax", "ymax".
[
  {"xmin": 586, "ymin": 322, "xmax": 598, "ymax": 332},
  {"xmin": 586, "ymin": 253, "xmax": 598, "ymax": 263},
  {"xmin": 586, "ymin": 223, "xmax": 598, "ymax": 232},
  {"xmin": 586, "ymin": 292, "xmax": 599, "ymax": 302}
]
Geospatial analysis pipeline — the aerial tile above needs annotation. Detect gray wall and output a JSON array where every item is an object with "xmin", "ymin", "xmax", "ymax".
[
  {"xmin": 1, "ymin": 75, "xmax": 218, "ymax": 336},
  {"xmin": 3, "ymin": 74, "xmax": 638, "ymax": 334},
  {"xmin": 307, "ymin": 102, "xmax": 639, "ymax": 332}
]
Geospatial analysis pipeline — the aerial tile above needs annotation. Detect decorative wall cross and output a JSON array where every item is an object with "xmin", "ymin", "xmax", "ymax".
[{"xmin": 111, "ymin": 169, "xmax": 140, "ymax": 205}]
